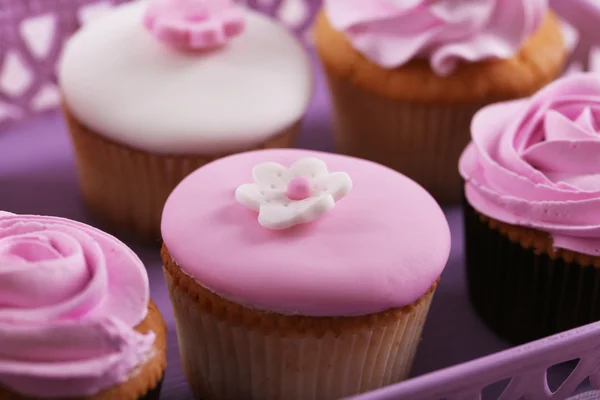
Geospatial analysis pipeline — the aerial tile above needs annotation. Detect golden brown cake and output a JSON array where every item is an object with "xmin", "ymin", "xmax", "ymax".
[
  {"xmin": 315, "ymin": 2, "xmax": 567, "ymax": 203},
  {"xmin": 63, "ymin": 105, "xmax": 297, "ymax": 242}
]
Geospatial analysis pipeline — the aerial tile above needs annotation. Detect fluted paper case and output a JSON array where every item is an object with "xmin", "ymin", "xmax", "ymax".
[{"xmin": 3, "ymin": 0, "xmax": 600, "ymax": 399}]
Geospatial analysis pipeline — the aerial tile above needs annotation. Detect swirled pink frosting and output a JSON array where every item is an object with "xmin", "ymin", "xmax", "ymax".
[
  {"xmin": 324, "ymin": 0, "xmax": 547, "ymax": 76},
  {"xmin": 460, "ymin": 73, "xmax": 600, "ymax": 256},
  {"xmin": 0, "ymin": 212, "xmax": 154, "ymax": 398}
]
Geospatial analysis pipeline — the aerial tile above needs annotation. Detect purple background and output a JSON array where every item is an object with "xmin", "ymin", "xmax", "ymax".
[{"xmin": 0, "ymin": 53, "xmax": 583, "ymax": 399}]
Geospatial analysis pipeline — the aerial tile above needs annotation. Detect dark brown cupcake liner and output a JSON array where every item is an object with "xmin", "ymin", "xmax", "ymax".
[
  {"xmin": 463, "ymin": 200, "xmax": 600, "ymax": 345},
  {"xmin": 139, "ymin": 376, "xmax": 163, "ymax": 400}
]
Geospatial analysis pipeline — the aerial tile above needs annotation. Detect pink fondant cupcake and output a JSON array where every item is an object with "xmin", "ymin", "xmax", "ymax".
[
  {"xmin": 161, "ymin": 149, "xmax": 451, "ymax": 399},
  {"xmin": 0, "ymin": 212, "xmax": 166, "ymax": 400},
  {"xmin": 58, "ymin": 0, "xmax": 313, "ymax": 241},
  {"xmin": 460, "ymin": 73, "xmax": 600, "ymax": 344}
]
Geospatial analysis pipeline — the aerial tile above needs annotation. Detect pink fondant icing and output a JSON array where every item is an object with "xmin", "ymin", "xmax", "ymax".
[
  {"xmin": 0, "ymin": 212, "xmax": 154, "ymax": 398},
  {"xmin": 286, "ymin": 176, "xmax": 311, "ymax": 201},
  {"xmin": 460, "ymin": 73, "xmax": 600, "ymax": 256},
  {"xmin": 144, "ymin": 0, "xmax": 245, "ymax": 50},
  {"xmin": 324, "ymin": 0, "xmax": 547, "ymax": 76},
  {"xmin": 161, "ymin": 149, "xmax": 451, "ymax": 317}
]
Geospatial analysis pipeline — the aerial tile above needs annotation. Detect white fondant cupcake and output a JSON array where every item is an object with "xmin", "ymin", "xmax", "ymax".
[{"xmin": 58, "ymin": 0, "xmax": 313, "ymax": 241}]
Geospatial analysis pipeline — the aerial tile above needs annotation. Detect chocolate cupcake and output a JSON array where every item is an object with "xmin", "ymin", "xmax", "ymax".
[{"xmin": 460, "ymin": 73, "xmax": 600, "ymax": 344}]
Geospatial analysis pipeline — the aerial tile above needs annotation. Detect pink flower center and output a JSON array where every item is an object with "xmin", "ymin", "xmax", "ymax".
[
  {"xmin": 185, "ymin": 12, "xmax": 208, "ymax": 22},
  {"xmin": 286, "ymin": 177, "xmax": 311, "ymax": 201}
]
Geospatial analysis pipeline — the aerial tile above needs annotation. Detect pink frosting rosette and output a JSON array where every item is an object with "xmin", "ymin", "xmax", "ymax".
[
  {"xmin": 460, "ymin": 73, "xmax": 600, "ymax": 256},
  {"xmin": 324, "ymin": 0, "xmax": 547, "ymax": 76},
  {"xmin": 0, "ymin": 212, "xmax": 154, "ymax": 398}
]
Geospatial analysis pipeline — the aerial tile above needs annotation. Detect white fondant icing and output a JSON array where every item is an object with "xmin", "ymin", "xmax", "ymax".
[
  {"xmin": 235, "ymin": 157, "xmax": 352, "ymax": 230},
  {"xmin": 58, "ymin": 0, "xmax": 313, "ymax": 154}
]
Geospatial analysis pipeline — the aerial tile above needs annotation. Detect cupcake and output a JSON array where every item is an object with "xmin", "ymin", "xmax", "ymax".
[
  {"xmin": 161, "ymin": 148, "xmax": 451, "ymax": 399},
  {"xmin": 58, "ymin": 0, "xmax": 313, "ymax": 241},
  {"xmin": 460, "ymin": 73, "xmax": 600, "ymax": 344},
  {"xmin": 314, "ymin": 0, "xmax": 567, "ymax": 204},
  {"xmin": 0, "ymin": 212, "xmax": 167, "ymax": 399}
]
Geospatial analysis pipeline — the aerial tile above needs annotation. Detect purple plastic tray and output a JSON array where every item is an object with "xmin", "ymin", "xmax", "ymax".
[{"xmin": 3, "ymin": 1, "xmax": 600, "ymax": 399}]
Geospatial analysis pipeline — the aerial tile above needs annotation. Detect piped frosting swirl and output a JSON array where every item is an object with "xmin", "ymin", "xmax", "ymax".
[
  {"xmin": 325, "ymin": 0, "xmax": 547, "ymax": 76},
  {"xmin": 460, "ymin": 73, "xmax": 600, "ymax": 256},
  {"xmin": 0, "ymin": 212, "xmax": 154, "ymax": 398}
]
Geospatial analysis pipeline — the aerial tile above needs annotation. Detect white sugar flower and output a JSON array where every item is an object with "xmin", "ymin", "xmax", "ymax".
[{"xmin": 235, "ymin": 158, "xmax": 353, "ymax": 230}]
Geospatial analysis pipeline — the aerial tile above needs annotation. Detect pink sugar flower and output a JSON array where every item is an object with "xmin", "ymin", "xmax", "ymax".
[{"xmin": 144, "ymin": 0, "xmax": 245, "ymax": 50}]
